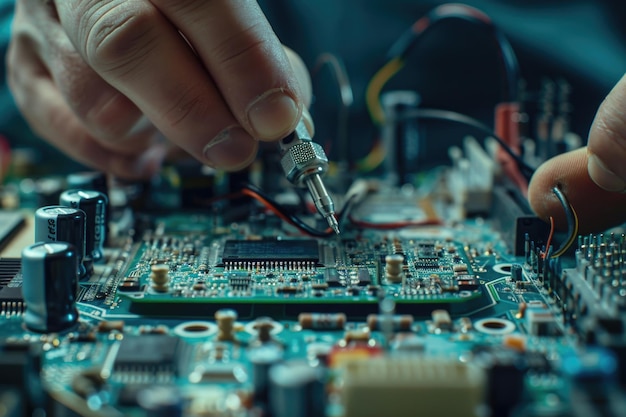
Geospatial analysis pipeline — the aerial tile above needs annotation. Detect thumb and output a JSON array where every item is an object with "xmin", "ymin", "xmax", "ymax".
[
  {"xmin": 528, "ymin": 147, "xmax": 626, "ymax": 234},
  {"xmin": 587, "ymin": 73, "xmax": 626, "ymax": 192}
]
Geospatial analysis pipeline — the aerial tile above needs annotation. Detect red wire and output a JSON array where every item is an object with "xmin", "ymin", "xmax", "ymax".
[
  {"xmin": 542, "ymin": 216, "xmax": 555, "ymax": 259},
  {"xmin": 241, "ymin": 188, "xmax": 295, "ymax": 226}
]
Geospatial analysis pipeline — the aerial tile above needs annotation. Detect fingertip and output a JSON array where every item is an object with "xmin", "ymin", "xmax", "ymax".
[
  {"xmin": 528, "ymin": 148, "xmax": 626, "ymax": 234},
  {"xmin": 203, "ymin": 126, "xmax": 258, "ymax": 171},
  {"xmin": 246, "ymin": 88, "xmax": 302, "ymax": 141},
  {"xmin": 587, "ymin": 152, "xmax": 626, "ymax": 192}
]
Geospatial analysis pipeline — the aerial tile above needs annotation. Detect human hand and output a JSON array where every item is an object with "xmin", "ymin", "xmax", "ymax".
[
  {"xmin": 7, "ymin": 0, "xmax": 312, "ymax": 179},
  {"xmin": 529, "ymin": 73, "xmax": 626, "ymax": 233}
]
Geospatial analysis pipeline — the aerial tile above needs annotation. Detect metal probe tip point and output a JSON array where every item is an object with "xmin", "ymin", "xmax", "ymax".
[{"xmin": 327, "ymin": 215, "xmax": 340, "ymax": 235}]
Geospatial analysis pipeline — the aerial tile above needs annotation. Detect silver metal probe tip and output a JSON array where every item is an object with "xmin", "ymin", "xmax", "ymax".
[{"xmin": 327, "ymin": 215, "xmax": 340, "ymax": 235}]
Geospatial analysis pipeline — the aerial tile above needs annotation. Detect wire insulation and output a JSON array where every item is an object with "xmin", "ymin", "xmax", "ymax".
[{"xmin": 550, "ymin": 186, "xmax": 579, "ymax": 258}]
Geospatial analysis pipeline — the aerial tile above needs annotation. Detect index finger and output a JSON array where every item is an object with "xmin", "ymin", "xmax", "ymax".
[
  {"xmin": 54, "ymin": 0, "xmax": 297, "ymax": 170},
  {"xmin": 151, "ymin": 0, "xmax": 304, "ymax": 141}
]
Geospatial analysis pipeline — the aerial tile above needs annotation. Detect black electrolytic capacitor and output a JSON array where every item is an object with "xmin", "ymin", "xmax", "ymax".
[
  {"xmin": 21, "ymin": 241, "xmax": 79, "ymax": 333},
  {"xmin": 34, "ymin": 206, "xmax": 87, "ymax": 278},
  {"xmin": 249, "ymin": 345, "xmax": 284, "ymax": 405},
  {"xmin": 60, "ymin": 190, "xmax": 107, "ymax": 262},
  {"xmin": 269, "ymin": 360, "xmax": 326, "ymax": 417},
  {"xmin": 66, "ymin": 171, "xmax": 110, "ymax": 242},
  {"xmin": 66, "ymin": 171, "xmax": 108, "ymax": 197}
]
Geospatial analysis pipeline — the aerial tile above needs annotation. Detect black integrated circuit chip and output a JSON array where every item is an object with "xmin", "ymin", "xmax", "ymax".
[
  {"xmin": 221, "ymin": 240, "xmax": 320, "ymax": 263},
  {"xmin": 113, "ymin": 335, "xmax": 187, "ymax": 376},
  {"xmin": 0, "ymin": 258, "xmax": 23, "ymax": 303}
]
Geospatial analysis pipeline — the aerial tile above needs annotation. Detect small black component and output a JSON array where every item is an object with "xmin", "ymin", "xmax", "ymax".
[
  {"xmin": 368, "ymin": 285, "xmax": 381, "ymax": 296},
  {"xmin": 117, "ymin": 384, "xmax": 151, "ymax": 407},
  {"xmin": 357, "ymin": 268, "xmax": 371, "ymax": 286},
  {"xmin": 457, "ymin": 277, "xmax": 479, "ymax": 291},
  {"xmin": 221, "ymin": 240, "xmax": 319, "ymax": 263},
  {"xmin": 0, "ymin": 340, "xmax": 45, "ymax": 413},
  {"xmin": 524, "ymin": 351, "xmax": 551, "ymax": 373},
  {"xmin": 276, "ymin": 286, "xmax": 302, "ymax": 294},
  {"xmin": 229, "ymin": 274, "xmax": 252, "ymax": 289},
  {"xmin": 113, "ymin": 335, "xmax": 186, "ymax": 376},
  {"xmin": 416, "ymin": 242, "xmax": 439, "ymax": 258},
  {"xmin": 0, "ymin": 258, "xmax": 22, "ymax": 302},
  {"xmin": 325, "ymin": 268, "xmax": 342, "ymax": 287},
  {"xmin": 415, "ymin": 260, "xmax": 439, "ymax": 269},
  {"xmin": 118, "ymin": 279, "xmax": 141, "ymax": 292}
]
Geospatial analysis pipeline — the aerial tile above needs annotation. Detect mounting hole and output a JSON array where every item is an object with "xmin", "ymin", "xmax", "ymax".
[
  {"xmin": 475, "ymin": 318, "xmax": 516, "ymax": 335},
  {"xmin": 493, "ymin": 263, "xmax": 513, "ymax": 275},
  {"xmin": 174, "ymin": 321, "xmax": 217, "ymax": 338}
]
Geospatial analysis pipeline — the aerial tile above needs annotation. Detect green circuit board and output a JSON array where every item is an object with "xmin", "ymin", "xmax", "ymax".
[{"xmin": 2, "ymin": 204, "xmax": 597, "ymax": 417}]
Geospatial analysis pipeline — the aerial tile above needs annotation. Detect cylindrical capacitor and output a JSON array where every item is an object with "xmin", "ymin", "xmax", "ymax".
[
  {"xmin": 67, "ymin": 171, "xmax": 110, "ymax": 241},
  {"xmin": 34, "ymin": 206, "xmax": 87, "ymax": 278},
  {"xmin": 269, "ymin": 360, "xmax": 326, "ymax": 417},
  {"xmin": 66, "ymin": 171, "xmax": 108, "ymax": 196},
  {"xmin": 21, "ymin": 242, "xmax": 79, "ymax": 333},
  {"xmin": 60, "ymin": 190, "xmax": 107, "ymax": 262},
  {"xmin": 385, "ymin": 254, "xmax": 404, "ymax": 283},
  {"xmin": 381, "ymin": 90, "xmax": 421, "ymax": 186},
  {"xmin": 511, "ymin": 263, "xmax": 523, "ymax": 281},
  {"xmin": 249, "ymin": 344, "xmax": 284, "ymax": 405}
]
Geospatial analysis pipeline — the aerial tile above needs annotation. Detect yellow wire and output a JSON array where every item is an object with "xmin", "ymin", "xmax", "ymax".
[
  {"xmin": 365, "ymin": 57, "xmax": 405, "ymax": 125},
  {"xmin": 357, "ymin": 57, "xmax": 405, "ymax": 172},
  {"xmin": 356, "ymin": 141, "xmax": 386, "ymax": 172},
  {"xmin": 550, "ymin": 203, "xmax": 579, "ymax": 259}
]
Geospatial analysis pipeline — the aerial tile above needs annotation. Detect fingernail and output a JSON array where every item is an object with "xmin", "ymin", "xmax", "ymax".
[
  {"xmin": 302, "ymin": 107, "xmax": 315, "ymax": 137},
  {"xmin": 247, "ymin": 89, "xmax": 300, "ymax": 140},
  {"xmin": 588, "ymin": 153, "xmax": 626, "ymax": 192},
  {"xmin": 203, "ymin": 126, "xmax": 257, "ymax": 170}
]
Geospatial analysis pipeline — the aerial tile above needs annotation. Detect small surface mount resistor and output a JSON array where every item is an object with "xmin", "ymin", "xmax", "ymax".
[{"xmin": 298, "ymin": 313, "xmax": 346, "ymax": 330}]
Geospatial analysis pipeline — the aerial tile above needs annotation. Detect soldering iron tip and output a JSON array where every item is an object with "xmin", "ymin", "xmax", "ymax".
[{"xmin": 327, "ymin": 215, "xmax": 340, "ymax": 235}]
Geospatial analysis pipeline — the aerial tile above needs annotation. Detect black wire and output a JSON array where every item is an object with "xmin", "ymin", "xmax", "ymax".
[
  {"xmin": 398, "ymin": 108, "xmax": 535, "ymax": 181},
  {"xmin": 241, "ymin": 183, "xmax": 355, "ymax": 238},
  {"xmin": 551, "ymin": 186, "xmax": 577, "ymax": 257},
  {"xmin": 388, "ymin": 8, "xmax": 519, "ymax": 102}
]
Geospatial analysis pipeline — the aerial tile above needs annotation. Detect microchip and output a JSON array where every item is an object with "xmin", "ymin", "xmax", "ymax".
[
  {"xmin": 113, "ymin": 335, "xmax": 187, "ymax": 376},
  {"xmin": 221, "ymin": 240, "xmax": 320, "ymax": 264},
  {"xmin": 0, "ymin": 259, "xmax": 24, "ymax": 312},
  {"xmin": 325, "ymin": 268, "xmax": 343, "ymax": 287},
  {"xmin": 357, "ymin": 268, "xmax": 371, "ymax": 286}
]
